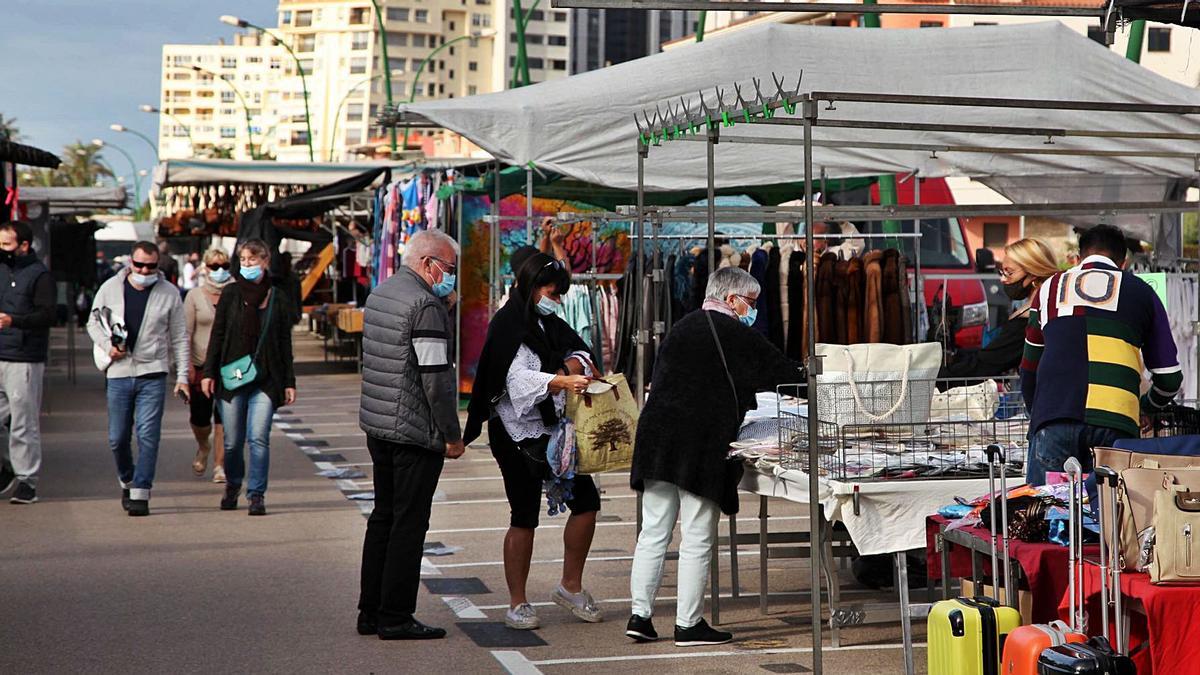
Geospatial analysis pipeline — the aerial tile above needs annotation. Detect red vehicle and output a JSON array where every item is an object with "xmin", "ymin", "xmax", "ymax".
[{"xmin": 856, "ymin": 176, "xmax": 989, "ymax": 350}]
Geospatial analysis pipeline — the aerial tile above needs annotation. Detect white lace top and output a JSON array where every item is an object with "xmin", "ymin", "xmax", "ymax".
[{"xmin": 494, "ymin": 341, "xmax": 591, "ymax": 442}]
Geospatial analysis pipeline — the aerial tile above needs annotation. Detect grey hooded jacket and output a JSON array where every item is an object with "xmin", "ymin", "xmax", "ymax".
[
  {"xmin": 86, "ymin": 268, "xmax": 189, "ymax": 383},
  {"xmin": 359, "ymin": 266, "xmax": 461, "ymax": 453}
]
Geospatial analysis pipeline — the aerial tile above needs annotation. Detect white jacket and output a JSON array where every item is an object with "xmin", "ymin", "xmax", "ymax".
[{"xmin": 86, "ymin": 268, "xmax": 189, "ymax": 383}]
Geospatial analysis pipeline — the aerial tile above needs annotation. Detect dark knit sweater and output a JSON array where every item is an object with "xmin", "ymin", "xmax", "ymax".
[{"xmin": 631, "ymin": 309, "xmax": 804, "ymax": 515}]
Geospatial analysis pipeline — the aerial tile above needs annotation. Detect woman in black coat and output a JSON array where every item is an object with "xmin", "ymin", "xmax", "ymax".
[
  {"xmin": 200, "ymin": 239, "xmax": 296, "ymax": 517},
  {"xmin": 625, "ymin": 266, "xmax": 803, "ymax": 647}
]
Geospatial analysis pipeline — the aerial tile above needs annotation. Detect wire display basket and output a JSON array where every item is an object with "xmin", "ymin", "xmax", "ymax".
[
  {"xmin": 778, "ymin": 377, "xmax": 1028, "ymax": 481},
  {"xmin": 1146, "ymin": 400, "xmax": 1200, "ymax": 437}
]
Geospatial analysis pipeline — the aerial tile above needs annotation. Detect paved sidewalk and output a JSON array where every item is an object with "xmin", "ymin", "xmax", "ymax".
[{"xmin": 1, "ymin": 327, "xmax": 929, "ymax": 674}]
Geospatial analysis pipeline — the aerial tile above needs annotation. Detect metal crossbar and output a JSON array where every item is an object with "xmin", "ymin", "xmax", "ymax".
[{"xmin": 552, "ymin": 0, "xmax": 1110, "ymax": 17}]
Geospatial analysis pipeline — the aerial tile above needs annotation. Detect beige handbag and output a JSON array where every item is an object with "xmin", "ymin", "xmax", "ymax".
[
  {"xmin": 1094, "ymin": 447, "xmax": 1200, "ymax": 570},
  {"xmin": 567, "ymin": 374, "xmax": 638, "ymax": 475},
  {"xmin": 1151, "ymin": 481, "xmax": 1200, "ymax": 584},
  {"xmin": 929, "ymin": 379, "xmax": 999, "ymax": 422},
  {"xmin": 814, "ymin": 342, "xmax": 942, "ymax": 426}
]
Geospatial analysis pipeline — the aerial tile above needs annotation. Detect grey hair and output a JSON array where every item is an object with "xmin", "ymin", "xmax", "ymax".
[
  {"xmin": 401, "ymin": 229, "xmax": 461, "ymax": 268},
  {"xmin": 705, "ymin": 266, "xmax": 761, "ymax": 301}
]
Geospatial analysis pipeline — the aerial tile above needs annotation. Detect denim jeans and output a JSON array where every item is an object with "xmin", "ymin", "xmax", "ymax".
[
  {"xmin": 220, "ymin": 387, "xmax": 275, "ymax": 497},
  {"xmin": 107, "ymin": 374, "xmax": 167, "ymax": 501},
  {"xmin": 1026, "ymin": 421, "xmax": 1130, "ymax": 505}
]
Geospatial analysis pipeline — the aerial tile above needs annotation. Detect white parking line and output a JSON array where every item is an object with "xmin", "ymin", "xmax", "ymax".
[
  {"xmin": 527, "ymin": 642, "xmax": 925, "ymax": 667},
  {"xmin": 426, "ymin": 515, "xmax": 806, "ymax": 535},
  {"xmin": 434, "ymin": 494, "xmax": 637, "ymax": 506},
  {"xmin": 443, "ymin": 596, "xmax": 487, "ymax": 619},
  {"xmin": 421, "ymin": 557, "xmax": 442, "ymax": 577},
  {"xmin": 473, "ymin": 588, "xmax": 880, "ymax": 612},
  {"xmin": 491, "ymin": 651, "xmax": 543, "ymax": 675},
  {"xmin": 434, "ymin": 550, "xmax": 764, "ymax": 570}
]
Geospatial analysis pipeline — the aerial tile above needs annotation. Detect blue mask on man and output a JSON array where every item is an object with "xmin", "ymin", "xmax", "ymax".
[
  {"xmin": 240, "ymin": 265, "xmax": 263, "ymax": 282},
  {"xmin": 739, "ymin": 306, "xmax": 758, "ymax": 327},
  {"xmin": 432, "ymin": 272, "xmax": 456, "ymax": 298}
]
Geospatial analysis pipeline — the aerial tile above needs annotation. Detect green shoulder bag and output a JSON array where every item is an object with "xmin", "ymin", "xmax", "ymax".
[{"xmin": 220, "ymin": 290, "xmax": 274, "ymax": 391}]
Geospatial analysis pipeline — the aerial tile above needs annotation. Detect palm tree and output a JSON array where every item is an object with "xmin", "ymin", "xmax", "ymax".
[
  {"xmin": 57, "ymin": 141, "xmax": 114, "ymax": 187},
  {"xmin": 0, "ymin": 114, "xmax": 20, "ymax": 142}
]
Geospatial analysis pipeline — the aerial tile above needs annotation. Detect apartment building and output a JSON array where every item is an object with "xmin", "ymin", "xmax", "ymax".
[
  {"xmin": 158, "ymin": 34, "xmax": 284, "ymax": 161},
  {"xmin": 570, "ymin": 9, "xmax": 702, "ymax": 72}
]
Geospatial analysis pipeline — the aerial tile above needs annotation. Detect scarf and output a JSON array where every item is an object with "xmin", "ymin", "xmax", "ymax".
[
  {"xmin": 464, "ymin": 285, "xmax": 592, "ymax": 444},
  {"xmin": 235, "ymin": 275, "xmax": 271, "ymax": 355},
  {"xmin": 201, "ymin": 271, "xmax": 232, "ymax": 295},
  {"xmin": 702, "ymin": 298, "xmax": 738, "ymax": 319}
]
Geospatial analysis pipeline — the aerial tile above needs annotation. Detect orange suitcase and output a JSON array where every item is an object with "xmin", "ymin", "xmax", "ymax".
[{"xmin": 1001, "ymin": 620, "xmax": 1086, "ymax": 675}]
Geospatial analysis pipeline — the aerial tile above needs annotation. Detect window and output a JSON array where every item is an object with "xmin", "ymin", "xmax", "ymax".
[
  {"xmin": 427, "ymin": 83, "xmax": 436, "ymax": 96},
  {"xmin": 220, "ymin": 107, "xmax": 236, "ymax": 116},
  {"xmin": 1149, "ymin": 27, "xmax": 1171, "ymax": 52},
  {"xmin": 173, "ymin": 126, "xmax": 189, "ymax": 138},
  {"xmin": 1087, "ymin": 25, "xmax": 1106, "ymax": 44},
  {"xmin": 527, "ymin": 57, "xmax": 544, "ymax": 69},
  {"xmin": 270, "ymin": 58, "xmax": 282, "ymax": 70},
  {"xmin": 221, "ymin": 56, "xmax": 237, "ymax": 68},
  {"xmin": 246, "ymin": 56, "xmax": 262, "ymax": 64},
  {"xmin": 551, "ymin": 59, "xmax": 566, "ymax": 70},
  {"xmin": 415, "ymin": 9, "xmax": 429, "ymax": 22},
  {"xmin": 221, "ymin": 91, "xmax": 236, "ymax": 103},
  {"xmin": 387, "ymin": 31, "xmax": 408, "ymax": 47},
  {"xmin": 296, "ymin": 35, "xmax": 316, "ymax": 52},
  {"xmin": 298, "ymin": 59, "xmax": 314, "ymax": 74},
  {"xmin": 388, "ymin": 57, "xmax": 407, "ymax": 72},
  {"xmin": 919, "ymin": 21, "xmax": 943, "ymax": 27},
  {"xmin": 438, "ymin": 60, "xmax": 445, "ymax": 71},
  {"xmin": 982, "ymin": 222, "xmax": 1008, "ymax": 249},
  {"xmin": 412, "ymin": 58, "xmax": 424, "ymax": 71},
  {"xmin": 548, "ymin": 35, "xmax": 567, "ymax": 46},
  {"xmin": 553, "ymin": 11, "xmax": 568, "ymax": 22},
  {"xmin": 973, "ymin": 21, "xmax": 997, "ymax": 26},
  {"xmin": 171, "ymin": 55, "xmax": 193, "ymax": 65},
  {"xmin": 476, "ymin": 0, "xmax": 491, "ymax": 4},
  {"xmin": 350, "ymin": 57, "xmax": 368, "ymax": 74},
  {"xmin": 349, "ymin": 7, "xmax": 370, "ymax": 24},
  {"xmin": 439, "ymin": 83, "xmax": 445, "ymax": 94},
  {"xmin": 347, "ymin": 103, "xmax": 364, "ymax": 120},
  {"xmin": 220, "ymin": 126, "xmax": 237, "ymax": 139},
  {"xmin": 472, "ymin": 13, "xmax": 491, "ymax": 27},
  {"xmin": 530, "ymin": 9, "xmax": 545, "ymax": 20},
  {"xmin": 352, "ymin": 31, "xmax": 370, "ymax": 50},
  {"xmin": 345, "ymin": 129, "xmax": 363, "ymax": 145},
  {"xmin": 468, "ymin": 61, "xmax": 478, "ymax": 71},
  {"xmin": 282, "ymin": 10, "xmax": 292, "ymax": 24},
  {"xmin": 291, "ymin": 114, "xmax": 308, "ymax": 123},
  {"xmin": 468, "ymin": 85, "xmax": 478, "ymax": 95},
  {"xmin": 387, "ymin": 7, "xmax": 409, "ymax": 21},
  {"xmin": 528, "ymin": 34, "xmax": 544, "ymax": 44},
  {"xmin": 449, "ymin": 21, "xmax": 456, "ymax": 31},
  {"xmin": 413, "ymin": 34, "xmax": 427, "ymax": 47},
  {"xmin": 448, "ymin": 69, "xmax": 455, "ymax": 79},
  {"xmin": 296, "ymin": 10, "xmax": 313, "ymax": 27},
  {"xmin": 291, "ymin": 130, "xmax": 310, "ymax": 145}
]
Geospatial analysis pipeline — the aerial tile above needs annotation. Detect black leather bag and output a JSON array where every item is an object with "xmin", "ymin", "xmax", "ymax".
[{"xmin": 1036, "ymin": 636, "xmax": 1136, "ymax": 675}]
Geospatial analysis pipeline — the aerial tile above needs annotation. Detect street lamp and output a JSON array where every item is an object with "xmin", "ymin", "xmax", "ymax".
[
  {"xmin": 221, "ymin": 14, "xmax": 315, "ymax": 161},
  {"xmin": 189, "ymin": 65, "xmax": 259, "ymax": 160},
  {"xmin": 92, "ymin": 139, "xmax": 142, "ymax": 214},
  {"xmin": 368, "ymin": 0, "xmax": 400, "ymax": 157},
  {"xmin": 110, "ymin": 123, "xmax": 159, "ymax": 162},
  {"xmin": 403, "ymin": 31, "xmax": 495, "ymax": 150},
  {"xmin": 139, "ymin": 104, "xmax": 196, "ymax": 154},
  {"xmin": 328, "ymin": 70, "xmax": 403, "ymax": 161}
]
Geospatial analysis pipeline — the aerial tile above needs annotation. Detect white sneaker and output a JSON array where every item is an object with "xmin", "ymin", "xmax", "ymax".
[
  {"xmin": 551, "ymin": 585, "xmax": 604, "ymax": 623},
  {"xmin": 505, "ymin": 603, "xmax": 540, "ymax": 630}
]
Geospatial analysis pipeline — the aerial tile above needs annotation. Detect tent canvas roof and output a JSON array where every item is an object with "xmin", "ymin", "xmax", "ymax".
[
  {"xmin": 392, "ymin": 22, "xmax": 1200, "ymax": 193},
  {"xmin": 150, "ymin": 158, "xmax": 485, "ymax": 191}
]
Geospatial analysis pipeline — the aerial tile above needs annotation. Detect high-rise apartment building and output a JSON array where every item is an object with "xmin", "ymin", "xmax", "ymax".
[
  {"xmin": 570, "ymin": 9, "xmax": 701, "ymax": 72},
  {"xmin": 157, "ymin": 34, "xmax": 284, "ymax": 161}
]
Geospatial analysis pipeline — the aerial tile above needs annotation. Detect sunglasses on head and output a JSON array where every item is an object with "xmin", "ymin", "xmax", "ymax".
[
  {"xmin": 207, "ymin": 262, "xmax": 230, "ymax": 271},
  {"xmin": 131, "ymin": 260, "xmax": 159, "ymax": 271}
]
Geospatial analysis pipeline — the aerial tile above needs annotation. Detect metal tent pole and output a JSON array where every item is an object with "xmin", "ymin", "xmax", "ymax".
[
  {"xmin": 635, "ymin": 141, "xmax": 648, "ymax": 537},
  {"xmin": 802, "ymin": 97, "xmax": 824, "ymax": 675},
  {"xmin": 492, "ymin": 160, "xmax": 502, "ymax": 317},
  {"xmin": 526, "ymin": 165, "xmax": 534, "ymax": 246},
  {"xmin": 707, "ymin": 125, "xmax": 718, "ymax": 271},
  {"xmin": 913, "ymin": 173, "xmax": 923, "ymax": 343}
]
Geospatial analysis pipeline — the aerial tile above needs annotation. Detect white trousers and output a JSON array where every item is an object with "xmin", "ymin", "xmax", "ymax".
[
  {"xmin": 0, "ymin": 361, "xmax": 43, "ymax": 486},
  {"xmin": 630, "ymin": 479, "xmax": 720, "ymax": 629}
]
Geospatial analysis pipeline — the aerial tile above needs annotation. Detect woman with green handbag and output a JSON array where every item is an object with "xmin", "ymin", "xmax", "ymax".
[{"xmin": 200, "ymin": 239, "xmax": 297, "ymax": 516}]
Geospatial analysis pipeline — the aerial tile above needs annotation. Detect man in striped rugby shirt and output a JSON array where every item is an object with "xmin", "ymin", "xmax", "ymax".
[{"xmin": 1021, "ymin": 224, "xmax": 1183, "ymax": 487}]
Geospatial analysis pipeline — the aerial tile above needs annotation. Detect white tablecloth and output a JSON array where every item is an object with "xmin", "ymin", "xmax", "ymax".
[{"xmin": 739, "ymin": 464, "xmax": 990, "ymax": 556}]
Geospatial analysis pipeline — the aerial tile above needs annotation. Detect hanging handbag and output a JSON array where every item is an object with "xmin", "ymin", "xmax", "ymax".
[
  {"xmin": 814, "ymin": 342, "xmax": 942, "ymax": 427},
  {"xmin": 929, "ymin": 379, "xmax": 999, "ymax": 422},
  {"xmin": 220, "ymin": 290, "xmax": 275, "ymax": 392}
]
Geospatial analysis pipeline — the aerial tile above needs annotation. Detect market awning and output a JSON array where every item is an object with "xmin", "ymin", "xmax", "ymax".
[
  {"xmin": 383, "ymin": 22, "xmax": 1200, "ymax": 192},
  {"xmin": 20, "ymin": 186, "xmax": 128, "ymax": 214},
  {"xmin": 151, "ymin": 157, "xmax": 485, "ymax": 192},
  {"xmin": 0, "ymin": 140, "xmax": 61, "ymax": 169},
  {"xmin": 1112, "ymin": 0, "xmax": 1200, "ymax": 28}
]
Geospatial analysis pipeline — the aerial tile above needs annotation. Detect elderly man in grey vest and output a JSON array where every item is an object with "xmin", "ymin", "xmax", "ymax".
[{"xmin": 357, "ymin": 229, "xmax": 464, "ymax": 641}]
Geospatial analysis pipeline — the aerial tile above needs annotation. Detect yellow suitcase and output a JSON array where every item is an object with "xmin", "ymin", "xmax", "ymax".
[{"xmin": 927, "ymin": 596, "xmax": 1022, "ymax": 675}]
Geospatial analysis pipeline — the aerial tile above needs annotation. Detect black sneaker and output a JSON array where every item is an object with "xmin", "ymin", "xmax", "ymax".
[
  {"xmin": 220, "ymin": 485, "xmax": 239, "ymax": 511},
  {"xmin": 625, "ymin": 615, "xmax": 659, "ymax": 642},
  {"xmin": 121, "ymin": 489, "xmax": 131, "ymax": 512},
  {"xmin": 248, "ymin": 494, "xmax": 266, "ymax": 516},
  {"xmin": 0, "ymin": 463, "xmax": 15, "ymax": 495},
  {"xmin": 674, "ymin": 619, "xmax": 732, "ymax": 647},
  {"xmin": 10, "ymin": 482, "xmax": 37, "ymax": 505},
  {"xmin": 127, "ymin": 499, "xmax": 149, "ymax": 516}
]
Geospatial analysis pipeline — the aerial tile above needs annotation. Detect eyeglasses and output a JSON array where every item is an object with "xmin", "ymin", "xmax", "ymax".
[
  {"xmin": 733, "ymin": 294, "xmax": 758, "ymax": 308},
  {"xmin": 131, "ymin": 260, "xmax": 159, "ymax": 271},
  {"xmin": 998, "ymin": 267, "xmax": 1021, "ymax": 280},
  {"xmin": 207, "ymin": 262, "xmax": 230, "ymax": 271},
  {"xmin": 427, "ymin": 256, "xmax": 457, "ymax": 275}
]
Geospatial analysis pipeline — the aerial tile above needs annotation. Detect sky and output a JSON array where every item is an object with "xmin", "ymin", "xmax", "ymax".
[{"xmin": 1, "ymin": 0, "xmax": 276, "ymax": 192}]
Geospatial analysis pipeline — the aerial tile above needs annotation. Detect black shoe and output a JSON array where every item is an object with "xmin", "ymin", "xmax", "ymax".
[
  {"xmin": 121, "ymin": 488, "xmax": 131, "ymax": 512},
  {"xmin": 625, "ymin": 615, "xmax": 659, "ymax": 642},
  {"xmin": 0, "ymin": 463, "xmax": 15, "ymax": 495},
  {"xmin": 10, "ymin": 482, "xmax": 37, "ymax": 505},
  {"xmin": 356, "ymin": 612, "xmax": 377, "ymax": 636},
  {"xmin": 377, "ymin": 618, "xmax": 447, "ymax": 640},
  {"xmin": 248, "ymin": 494, "xmax": 266, "ymax": 516},
  {"xmin": 674, "ymin": 619, "xmax": 732, "ymax": 647},
  {"xmin": 220, "ymin": 485, "xmax": 239, "ymax": 511},
  {"xmin": 127, "ymin": 499, "xmax": 149, "ymax": 516}
]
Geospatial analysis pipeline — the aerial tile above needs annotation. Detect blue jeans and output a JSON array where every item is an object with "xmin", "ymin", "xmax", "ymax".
[
  {"xmin": 1026, "ymin": 421, "xmax": 1129, "ymax": 505},
  {"xmin": 221, "ymin": 387, "xmax": 275, "ymax": 497},
  {"xmin": 107, "ymin": 374, "xmax": 167, "ymax": 501}
]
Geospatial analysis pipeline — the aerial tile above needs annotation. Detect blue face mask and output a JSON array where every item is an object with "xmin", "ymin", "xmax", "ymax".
[
  {"xmin": 739, "ymin": 306, "xmax": 758, "ymax": 327},
  {"xmin": 130, "ymin": 272, "xmax": 158, "ymax": 287},
  {"xmin": 535, "ymin": 296, "xmax": 560, "ymax": 316},
  {"xmin": 432, "ymin": 273, "xmax": 456, "ymax": 298},
  {"xmin": 240, "ymin": 265, "xmax": 263, "ymax": 282},
  {"xmin": 209, "ymin": 268, "xmax": 231, "ymax": 284}
]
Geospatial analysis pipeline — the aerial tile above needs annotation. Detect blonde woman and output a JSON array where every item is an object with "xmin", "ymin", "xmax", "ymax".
[
  {"xmin": 184, "ymin": 248, "xmax": 233, "ymax": 482},
  {"xmin": 940, "ymin": 237, "xmax": 1060, "ymax": 380}
]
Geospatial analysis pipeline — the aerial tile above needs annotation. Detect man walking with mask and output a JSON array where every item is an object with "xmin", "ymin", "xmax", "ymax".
[
  {"xmin": 0, "ymin": 221, "xmax": 55, "ymax": 505},
  {"xmin": 88, "ymin": 241, "xmax": 190, "ymax": 517},
  {"xmin": 357, "ymin": 229, "xmax": 464, "ymax": 640}
]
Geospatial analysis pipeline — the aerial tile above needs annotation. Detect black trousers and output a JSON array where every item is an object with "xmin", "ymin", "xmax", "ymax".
[{"xmin": 358, "ymin": 436, "xmax": 445, "ymax": 625}]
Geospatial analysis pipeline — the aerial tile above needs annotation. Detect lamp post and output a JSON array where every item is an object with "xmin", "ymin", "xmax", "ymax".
[
  {"xmin": 189, "ymin": 65, "xmax": 259, "ymax": 160},
  {"xmin": 221, "ymin": 15, "xmax": 315, "ymax": 161},
  {"xmin": 110, "ymin": 124, "xmax": 159, "ymax": 162},
  {"xmin": 368, "ymin": 0, "xmax": 399, "ymax": 157},
  {"xmin": 139, "ymin": 104, "xmax": 196, "ymax": 156},
  {"xmin": 329, "ymin": 70, "xmax": 401, "ymax": 161},
  {"xmin": 404, "ymin": 31, "xmax": 494, "ymax": 149}
]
